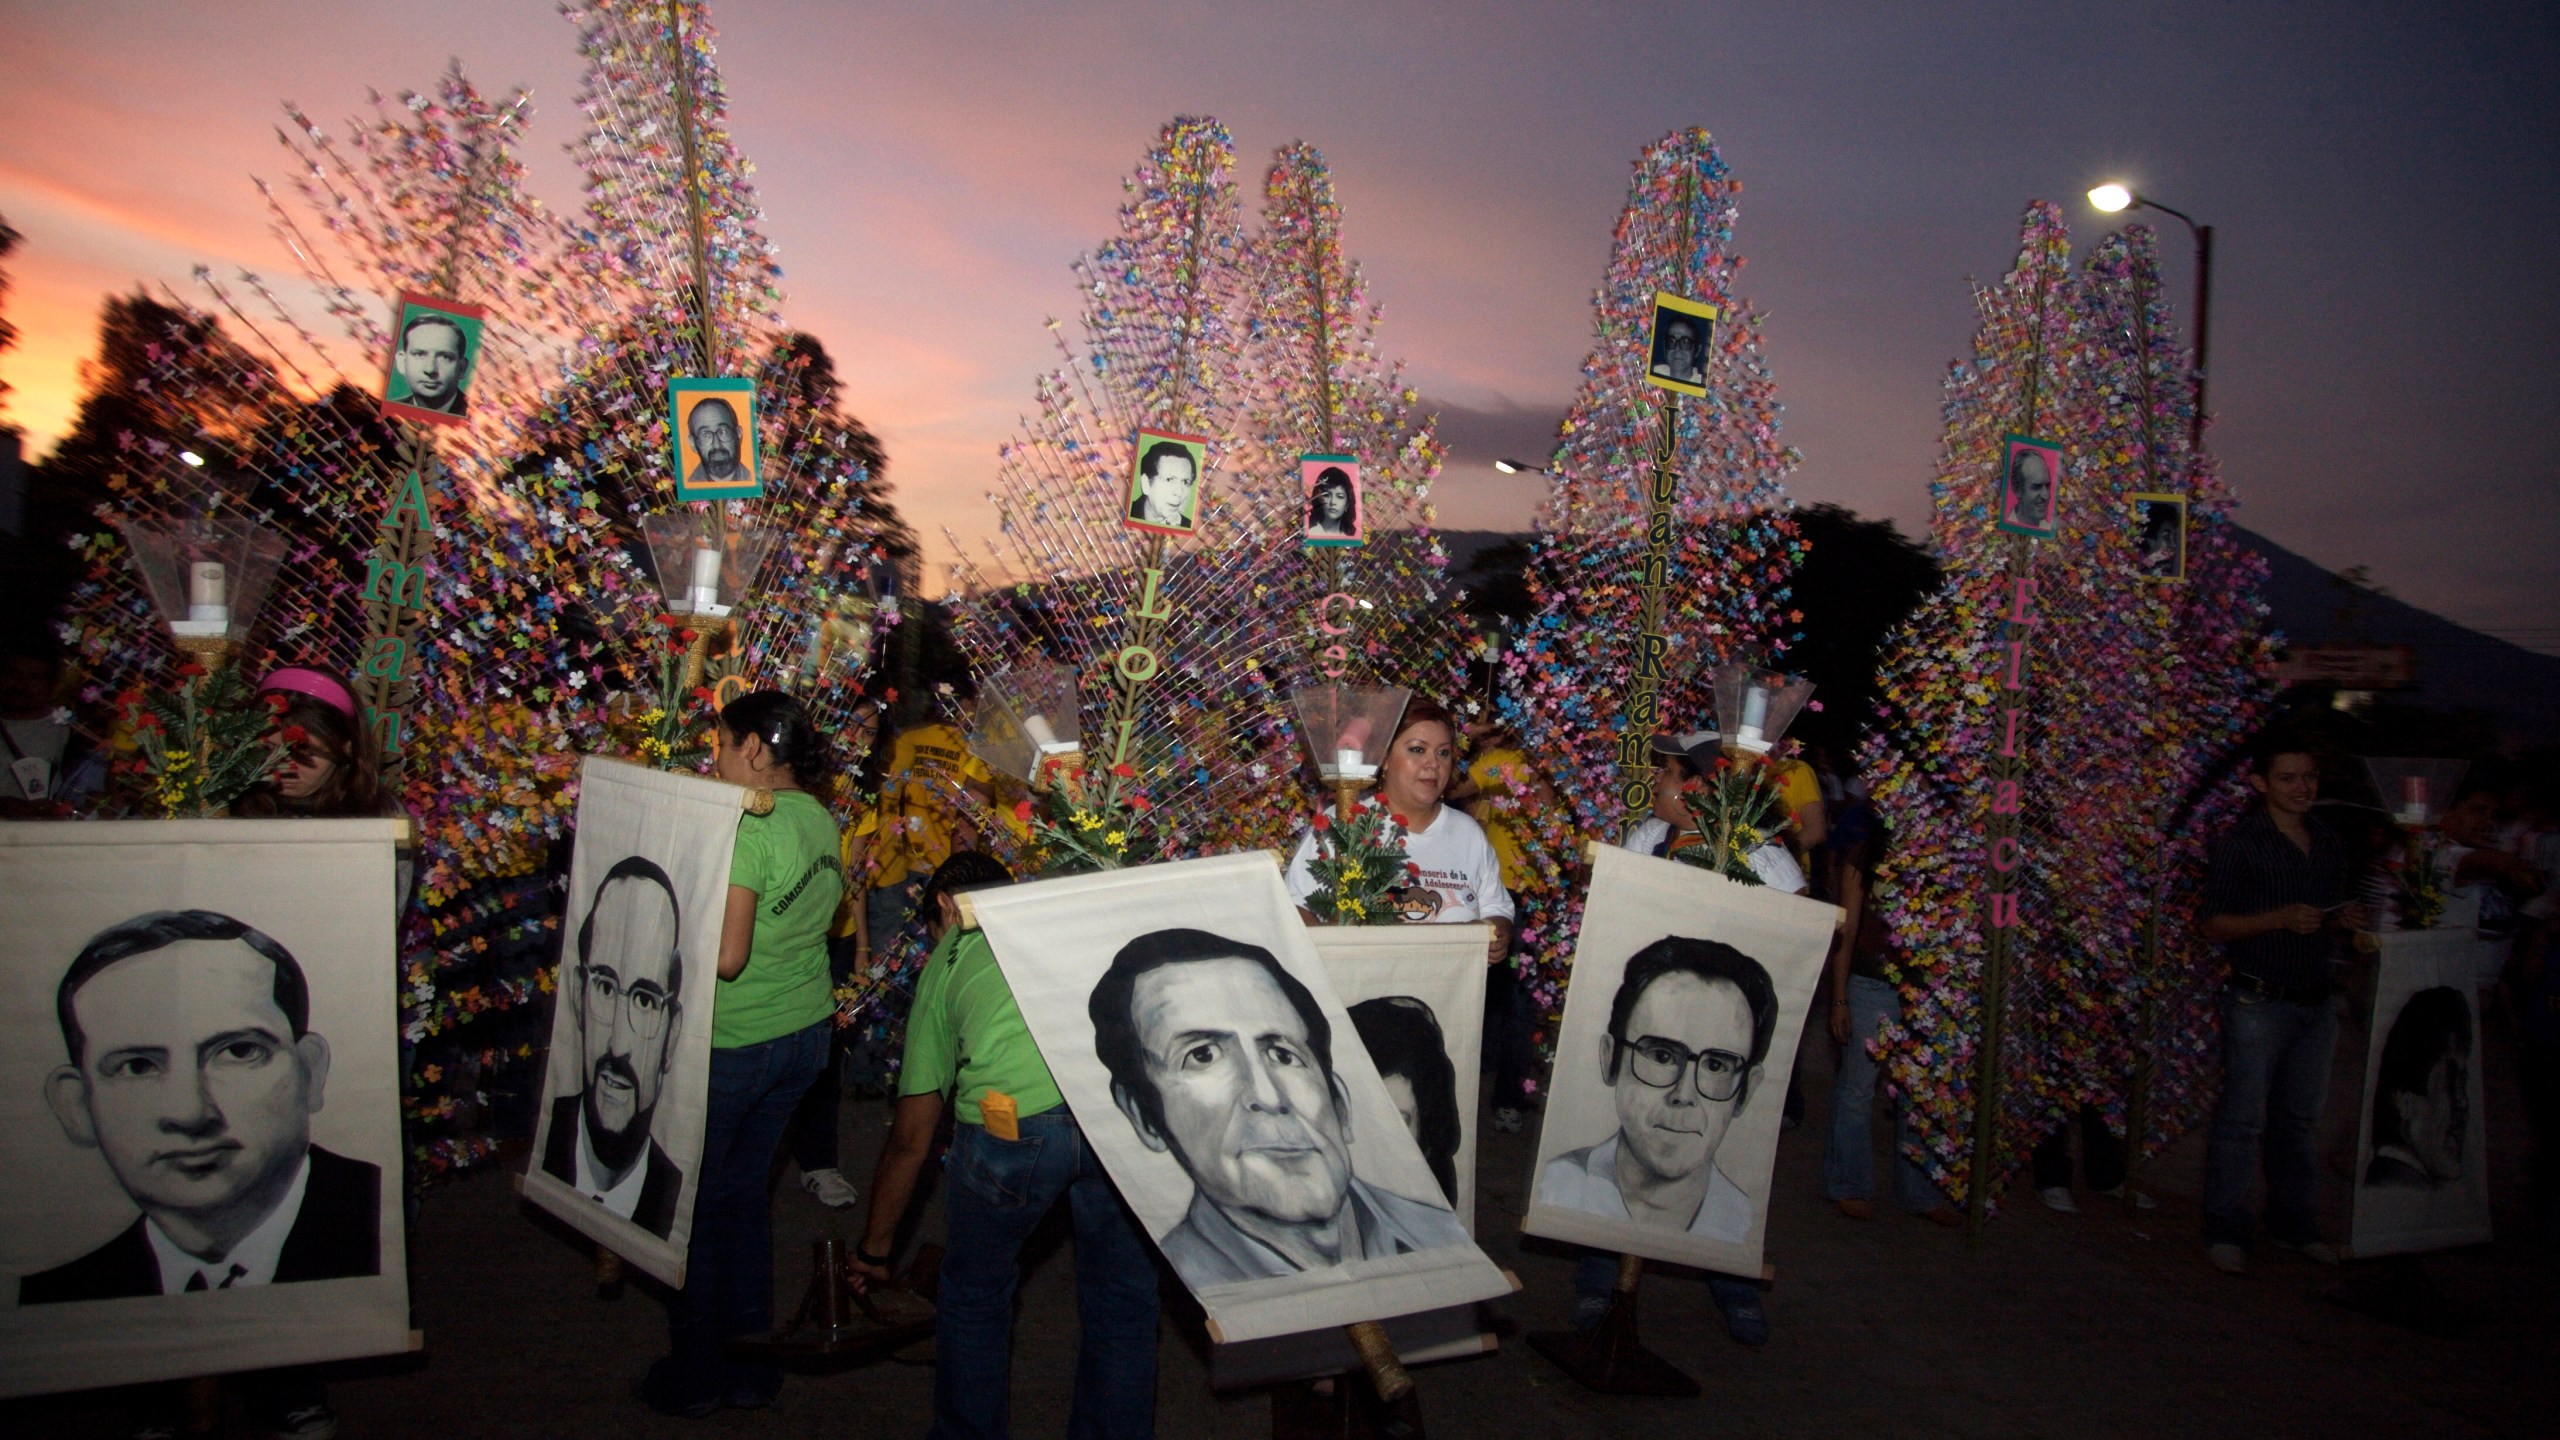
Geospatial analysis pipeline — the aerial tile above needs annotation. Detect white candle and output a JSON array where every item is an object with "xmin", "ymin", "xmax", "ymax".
[
  {"xmin": 1739, "ymin": 684, "xmax": 1769, "ymax": 746},
  {"xmin": 2399, "ymin": 775, "xmax": 2427, "ymax": 826},
  {"xmin": 1025, "ymin": 713, "xmax": 1079, "ymax": 754},
  {"xmin": 687, "ymin": 547, "xmax": 724, "ymax": 614},
  {"xmin": 1335, "ymin": 747, "xmax": 1364, "ymax": 774},
  {"xmin": 187, "ymin": 561, "xmax": 229, "ymax": 626}
]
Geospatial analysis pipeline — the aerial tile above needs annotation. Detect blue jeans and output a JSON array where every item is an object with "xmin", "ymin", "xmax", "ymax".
[
  {"xmin": 936, "ymin": 1108, "xmax": 1159, "ymax": 1440},
  {"xmin": 2202, "ymin": 989, "xmax": 2338, "ymax": 1246},
  {"xmin": 1822, "ymin": 975, "xmax": 1948, "ymax": 1212},
  {"xmin": 656, "ymin": 1020, "xmax": 830, "ymax": 1408},
  {"xmin": 1572, "ymin": 1252, "xmax": 1762, "ymax": 1327}
]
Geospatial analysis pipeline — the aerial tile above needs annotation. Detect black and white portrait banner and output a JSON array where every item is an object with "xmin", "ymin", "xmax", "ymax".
[
  {"xmin": 2349, "ymin": 928, "xmax": 2492, "ymax": 1258},
  {"xmin": 1523, "ymin": 844, "xmax": 1837, "ymax": 1278},
  {"xmin": 1313, "ymin": 924, "xmax": 1489, "ymax": 1233},
  {"xmin": 969, "ymin": 852, "xmax": 1512, "ymax": 1344},
  {"xmin": 523, "ymin": 757, "xmax": 746, "ymax": 1287},
  {"xmin": 0, "ymin": 819, "xmax": 409, "ymax": 1398}
]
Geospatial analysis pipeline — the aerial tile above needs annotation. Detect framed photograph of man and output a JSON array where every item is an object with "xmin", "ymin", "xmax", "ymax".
[
  {"xmin": 0, "ymin": 818, "xmax": 410, "ymax": 1399},
  {"xmin": 967, "ymin": 852, "xmax": 1512, "ymax": 1343},
  {"xmin": 380, "ymin": 292, "xmax": 485, "ymax": 428},
  {"xmin": 2348, "ymin": 930, "xmax": 2491, "ymax": 1259},
  {"xmin": 1995, "ymin": 433, "xmax": 2063, "ymax": 538},
  {"xmin": 2131, "ymin": 492, "xmax": 2187, "ymax": 581},
  {"xmin": 1642, "ymin": 291, "xmax": 1719, "ymax": 397},
  {"xmin": 669, "ymin": 377, "xmax": 763, "ymax": 502},
  {"xmin": 1123, "ymin": 429, "xmax": 1210, "ymax": 537},
  {"xmin": 521, "ymin": 757, "xmax": 748, "ymax": 1286},
  {"xmin": 1522, "ymin": 844, "xmax": 1837, "ymax": 1278},
  {"xmin": 1301, "ymin": 454, "xmax": 1363, "ymax": 549}
]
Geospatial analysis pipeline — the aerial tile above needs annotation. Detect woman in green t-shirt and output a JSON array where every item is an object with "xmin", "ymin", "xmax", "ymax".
[{"xmin": 640, "ymin": 691, "xmax": 846, "ymax": 1418}]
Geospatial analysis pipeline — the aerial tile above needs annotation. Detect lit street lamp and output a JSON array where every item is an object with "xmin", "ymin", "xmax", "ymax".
[{"xmin": 2088, "ymin": 183, "xmax": 2214, "ymax": 465}]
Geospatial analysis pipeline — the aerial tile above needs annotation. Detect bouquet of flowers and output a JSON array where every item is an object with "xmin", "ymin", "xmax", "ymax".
[
  {"xmin": 606, "ymin": 625, "xmax": 723, "ymax": 771},
  {"xmin": 1014, "ymin": 760, "xmax": 1167, "ymax": 875},
  {"xmin": 115, "ymin": 662, "xmax": 290, "ymax": 818},
  {"xmin": 1300, "ymin": 802, "xmax": 1419, "ymax": 924},
  {"xmin": 1664, "ymin": 749, "xmax": 1794, "ymax": 886}
]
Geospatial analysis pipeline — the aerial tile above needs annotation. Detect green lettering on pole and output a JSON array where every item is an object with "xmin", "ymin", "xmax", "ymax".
[
  {"xmin": 1133, "ymin": 567, "xmax": 1173, "ymax": 621},
  {"xmin": 364, "ymin": 555, "xmax": 428, "ymax": 609}
]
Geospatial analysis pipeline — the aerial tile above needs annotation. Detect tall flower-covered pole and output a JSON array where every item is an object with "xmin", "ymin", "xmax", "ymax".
[
  {"xmin": 1498, "ymin": 128, "xmax": 1806, "ymax": 1031},
  {"xmin": 945, "ymin": 117, "xmax": 1277, "ymax": 850},
  {"xmin": 1864, "ymin": 203, "xmax": 2081, "ymax": 1234}
]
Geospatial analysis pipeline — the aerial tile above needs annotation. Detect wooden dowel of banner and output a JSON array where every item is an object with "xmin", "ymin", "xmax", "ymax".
[
  {"xmin": 1343, "ymin": 1321, "xmax": 1414, "ymax": 1404},
  {"xmin": 956, "ymin": 852, "xmax": 1286, "ymax": 932}
]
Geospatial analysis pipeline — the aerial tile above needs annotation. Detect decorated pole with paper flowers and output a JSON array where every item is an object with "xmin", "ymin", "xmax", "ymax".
[
  {"xmin": 946, "ymin": 117, "xmax": 1298, "ymax": 851},
  {"xmin": 2076, "ymin": 224, "xmax": 2275, "ymax": 1210},
  {"xmin": 1862, "ymin": 202, "xmax": 2079, "ymax": 1237},
  {"xmin": 1494, "ymin": 128, "xmax": 1806, "ymax": 1065}
]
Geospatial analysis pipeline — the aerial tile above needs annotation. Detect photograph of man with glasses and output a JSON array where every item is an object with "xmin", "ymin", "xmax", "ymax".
[
  {"xmin": 541, "ymin": 856, "xmax": 687, "ymax": 1238},
  {"xmin": 1536, "ymin": 936, "xmax": 1778, "ymax": 1241}
]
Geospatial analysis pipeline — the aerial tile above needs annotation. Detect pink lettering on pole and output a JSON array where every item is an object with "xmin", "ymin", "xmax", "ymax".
[
  {"xmin": 1990, "ymin": 891, "xmax": 2020, "ymax": 928},
  {"xmin": 1991, "ymin": 837, "xmax": 2021, "ymax": 873}
]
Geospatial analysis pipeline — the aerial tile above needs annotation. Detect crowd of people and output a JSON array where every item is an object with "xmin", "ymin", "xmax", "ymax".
[{"xmin": 10, "ymin": 608, "xmax": 2557, "ymax": 1438}]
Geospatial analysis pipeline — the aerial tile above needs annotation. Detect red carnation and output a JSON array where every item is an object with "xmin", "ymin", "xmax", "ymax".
[
  {"xmin": 1013, "ymin": 799, "xmax": 1034, "ymax": 823},
  {"xmin": 175, "ymin": 662, "xmax": 207, "ymax": 680},
  {"xmin": 280, "ymin": 725, "xmax": 309, "ymax": 745},
  {"xmin": 1310, "ymin": 810, "xmax": 1332, "ymax": 833},
  {"xmin": 1130, "ymin": 795, "xmax": 1152, "ymax": 812},
  {"xmin": 1389, "ymin": 813, "xmax": 1408, "ymax": 829},
  {"xmin": 1110, "ymin": 762, "xmax": 1137, "ymax": 779}
]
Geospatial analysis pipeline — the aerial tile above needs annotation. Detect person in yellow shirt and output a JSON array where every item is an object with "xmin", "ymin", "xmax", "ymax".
[
  {"xmin": 1449, "ymin": 709, "xmax": 1562, "ymax": 1134},
  {"xmin": 862, "ymin": 708, "xmax": 996, "ymax": 952}
]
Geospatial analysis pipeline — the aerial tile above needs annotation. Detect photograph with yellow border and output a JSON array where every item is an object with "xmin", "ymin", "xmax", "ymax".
[
  {"xmin": 2131, "ymin": 492, "xmax": 2188, "ymax": 582},
  {"xmin": 1642, "ymin": 290, "xmax": 1719, "ymax": 397}
]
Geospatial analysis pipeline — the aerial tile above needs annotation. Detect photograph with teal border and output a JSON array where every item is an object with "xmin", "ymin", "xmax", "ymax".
[
  {"xmin": 1301, "ymin": 454, "xmax": 1363, "ymax": 549},
  {"xmin": 1995, "ymin": 432, "xmax": 2063, "ymax": 538},
  {"xmin": 380, "ymin": 292, "xmax": 485, "ymax": 428},
  {"xmin": 669, "ymin": 377, "xmax": 763, "ymax": 501}
]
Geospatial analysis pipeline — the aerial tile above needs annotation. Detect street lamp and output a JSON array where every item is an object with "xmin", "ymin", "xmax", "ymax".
[{"xmin": 2086, "ymin": 183, "xmax": 2214, "ymax": 464}]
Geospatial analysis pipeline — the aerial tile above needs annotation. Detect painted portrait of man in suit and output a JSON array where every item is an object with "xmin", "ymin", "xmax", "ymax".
[
  {"xmin": 22, "ymin": 910, "xmax": 380, "ymax": 1304},
  {"xmin": 540, "ymin": 855, "xmax": 687, "ymax": 1237},
  {"xmin": 1089, "ymin": 928, "xmax": 1468, "ymax": 1284}
]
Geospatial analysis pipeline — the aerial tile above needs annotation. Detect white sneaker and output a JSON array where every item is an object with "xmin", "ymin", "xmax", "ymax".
[
  {"xmin": 2038, "ymin": 1185, "xmax": 2080, "ymax": 1214},
  {"xmin": 800, "ymin": 1168, "xmax": 859, "ymax": 1209}
]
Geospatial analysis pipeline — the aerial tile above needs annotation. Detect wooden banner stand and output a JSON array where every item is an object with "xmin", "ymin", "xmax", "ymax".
[
  {"xmin": 726, "ymin": 1237, "xmax": 941, "ymax": 1367},
  {"xmin": 1524, "ymin": 1252, "xmax": 1700, "ymax": 1397},
  {"xmin": 1266, "ymin": 1320, "xmax": 1425, "ymax": 1440}
]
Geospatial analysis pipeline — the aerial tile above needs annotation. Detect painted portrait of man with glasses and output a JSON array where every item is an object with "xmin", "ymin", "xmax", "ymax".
[
  {"xmin": 1535, "ymin": 936, "xmax": 1777, "ymax": 1241},
  {"xmin": 540, "ymin": 856, "xmax": 687, "ymax": 1237}
]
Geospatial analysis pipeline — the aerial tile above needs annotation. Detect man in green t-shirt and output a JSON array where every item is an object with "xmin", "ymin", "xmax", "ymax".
[{"xmin": 849, "ymin": 852, "xmax": 1158, "ymax": 1439}]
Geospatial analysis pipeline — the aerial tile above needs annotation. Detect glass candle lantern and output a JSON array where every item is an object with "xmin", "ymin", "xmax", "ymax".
[
  {"xmin": 1712, "ymin": 662, "xmax": 1816, "ymax": 755},
  {"xmin": 117, "ymin": 515, "xmax": 288, "ymax": 657},
  {"xmin": 641, "ymin": 508, "xmax": 779, "ymax": 620},
  {"xmin": 969, "ymin": 660, "xmax": 1087, "ymax": 785}
]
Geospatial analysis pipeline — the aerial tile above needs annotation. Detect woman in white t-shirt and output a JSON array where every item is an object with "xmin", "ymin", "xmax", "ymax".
[{"xmin": 1286, "ymin": 698, "xmax": 1516, "ymax": 963}]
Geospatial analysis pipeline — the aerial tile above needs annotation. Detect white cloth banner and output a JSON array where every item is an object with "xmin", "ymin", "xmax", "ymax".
[
  {"xmin": 0, "ymin": 819, "xmax": 410, "ymax": 1398},
  {"xmin": 1522, "ymin": 844, "xmax": 1837, "ymax": 1278},
  {"xmin": 2349, "ymin": 928, "xmax": 2492, "ymax": 1258},
  {"xmin": 522, "ymin": 757, "xmax": 747, "ymax": 1288},
  {"xmin": 969, "ymin": 852, "xmax": 1512, "ymax": 1344},
  {"xmin": 1313, "ymin": 925, "xmax": 1489, "ymax": 1232}
]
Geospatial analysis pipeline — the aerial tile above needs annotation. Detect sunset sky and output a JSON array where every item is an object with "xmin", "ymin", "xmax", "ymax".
[{"xmin": 2, "ymin": 1, "xmax": 2551, "ymax": 647}]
